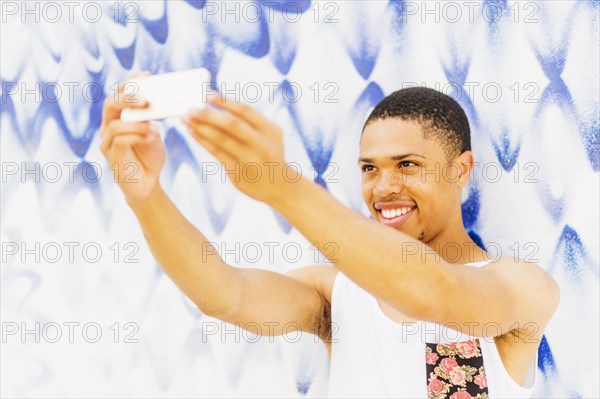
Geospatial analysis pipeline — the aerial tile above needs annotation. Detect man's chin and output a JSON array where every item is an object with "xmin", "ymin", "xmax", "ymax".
[{"xmin": 374, "ymin": 216, "xmax": 424, "ymax": 240}]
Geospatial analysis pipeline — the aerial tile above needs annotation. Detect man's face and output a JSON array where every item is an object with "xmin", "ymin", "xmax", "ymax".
[{"xmin": 359, "ymin": 118, "xmax": 464, "ymax": 242}]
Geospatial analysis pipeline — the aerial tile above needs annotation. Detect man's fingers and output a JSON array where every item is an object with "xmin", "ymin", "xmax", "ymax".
[
  {"xmin": 186, "ymin": 120, "xmax": 249, "ymax": 160},
  {"xmin": 100, "ymin": 121, "xmax": 152, "ymax": 152},
  {"xmin": 102, "ymin": 132, "xmax": 155, "ymax": 157},
  {"xmin": 192, "ymin": 129, "xmax": 238, "ymax": 166},
  {"xmin": 101, "ymin": 71, "xmax": 151, "ymax": 122},
  {"xmin": 102, "ymin": 92, "xmax": 149, "ymax": 124},
  {"xmin": 187, "ymin": 108, "xmax": 258, "ymax": 145},
  {"xmin": 112, "ymin": 133, "xmax": 155, "ymax": 149},
  {"xmin": 101, "ymin": 120, "xmax": 150, "ymax": 139},
  {"xmin": 207, "ymin": 93, "xmax": 276, "ymax": 131},
  {"xmin": 101, "ymin": 131, "xmax": 147, "ymax": 154}
]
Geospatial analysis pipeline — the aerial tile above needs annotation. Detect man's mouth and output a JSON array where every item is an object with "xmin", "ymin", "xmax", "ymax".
[{"xmin": 374, "ymin": 204, "xmax": 416, "ymax": 227}]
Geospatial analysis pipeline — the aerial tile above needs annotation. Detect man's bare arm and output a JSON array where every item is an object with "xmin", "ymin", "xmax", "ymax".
[
  {"xmin": 179, "ymin": 97, "xmax": 560, "ymax": 338},
  {"xmin": 128, "ymin": 185, "xmax": 336, "ymax": 339},
  {"xmin": 99, "ymin": 73, "xmax": 335, "ymax": 341},
  {"xmin": 271, "ymin": 178, "xmax": 560, "ymax": 337}
]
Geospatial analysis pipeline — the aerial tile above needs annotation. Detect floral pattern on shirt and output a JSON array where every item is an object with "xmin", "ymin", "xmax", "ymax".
[{"xmin": 425, "ymin": 339, "xmax": 489, "ymax": 399}]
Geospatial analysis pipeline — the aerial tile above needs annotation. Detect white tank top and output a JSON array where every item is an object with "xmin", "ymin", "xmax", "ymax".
[{"xmin": 328, "ymin": 260, "xmax": 537, "ymax": 398}]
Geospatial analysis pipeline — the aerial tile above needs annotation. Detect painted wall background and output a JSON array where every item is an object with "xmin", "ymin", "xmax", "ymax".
[{"xmin": 1, "ymin": 1, "xmax": 598, "ymax": 397}]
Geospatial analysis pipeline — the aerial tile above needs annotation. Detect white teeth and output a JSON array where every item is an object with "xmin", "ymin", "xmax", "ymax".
[{"xmin": 381, "ymin": 207, "xmax": 412, "ymax": 219}]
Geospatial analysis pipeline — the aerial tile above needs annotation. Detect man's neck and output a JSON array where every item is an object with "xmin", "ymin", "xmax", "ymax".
[{"xmin": 426, "ymin": 228, "xmax": 489, "ymax": 265}]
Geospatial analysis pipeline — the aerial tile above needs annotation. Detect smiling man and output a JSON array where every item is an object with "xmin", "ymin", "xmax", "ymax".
[{"xmin": 100, "ymin": 78, "xmax": 559, "ymax": 398}]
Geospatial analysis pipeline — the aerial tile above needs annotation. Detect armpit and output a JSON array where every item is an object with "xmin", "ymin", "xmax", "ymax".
[{"xmin": 313, "ymin": 293, "xmax": 332, "ymax": 343}]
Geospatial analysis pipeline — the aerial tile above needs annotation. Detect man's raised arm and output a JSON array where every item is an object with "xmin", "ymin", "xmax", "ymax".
[
  {"xmin": 181, "ymin": 94, "xmax": 560, "ymax": 339},
  {"xmin": 126, "ymin": 184, "xmax": 336, "ymax": 340},
  {"xmin": 98, "ymin": 72, "xmax": 333, "ymax": 340}
]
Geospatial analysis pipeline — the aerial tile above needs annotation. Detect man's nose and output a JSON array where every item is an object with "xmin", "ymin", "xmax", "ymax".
[{"xmin": 373, "ymin": 172, "xmax": 403, "ymax": 197}]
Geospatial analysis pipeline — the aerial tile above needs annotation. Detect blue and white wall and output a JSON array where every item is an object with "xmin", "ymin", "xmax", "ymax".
[{"xmin": 1, "ymin": 1, "xmax": 598, "ymax": 397}]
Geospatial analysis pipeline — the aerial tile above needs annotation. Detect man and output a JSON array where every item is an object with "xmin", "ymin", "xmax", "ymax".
[{"xmin": 99, "ymin": 72, "xmax": 559, "ymax": 398}]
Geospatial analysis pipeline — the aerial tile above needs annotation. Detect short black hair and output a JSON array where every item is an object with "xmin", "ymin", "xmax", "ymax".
[{"xmin": 363, "ymin": 87, "xmax": 471, "ymax": 159}]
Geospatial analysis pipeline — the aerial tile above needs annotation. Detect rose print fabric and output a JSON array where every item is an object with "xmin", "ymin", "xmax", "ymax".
[{"xmin": 425, "ymin": 339, "xmax": 489, "ymax": 399}]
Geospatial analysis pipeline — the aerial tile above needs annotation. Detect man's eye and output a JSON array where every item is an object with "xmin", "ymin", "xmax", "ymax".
[
  {"xmin": 361, "ymin": 165, "xmax": 375, "ymax": 172},
  {"xmin": 399, "ymin": 161, "xmax": 417, "ymax": 168}
]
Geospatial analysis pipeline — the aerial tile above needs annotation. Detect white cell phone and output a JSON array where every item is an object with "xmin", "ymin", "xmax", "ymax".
[{"xmin": 120, "ymin": 68, "xmax": 211, "ymax": 122}]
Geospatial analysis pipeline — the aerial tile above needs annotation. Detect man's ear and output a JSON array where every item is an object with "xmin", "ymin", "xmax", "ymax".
[{"xmin": 454, "ymin": 151, "xmax": 474, "ymax": 188}]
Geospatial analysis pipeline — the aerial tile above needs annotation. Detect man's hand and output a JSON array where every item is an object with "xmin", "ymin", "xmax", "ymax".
[
  {"xmin": 99, "ymin": 71, "xmax": 166, "ymax": 203},
  {"xmin": 182, "ymin": 95, "xmax": 297, "ymax": 204}
]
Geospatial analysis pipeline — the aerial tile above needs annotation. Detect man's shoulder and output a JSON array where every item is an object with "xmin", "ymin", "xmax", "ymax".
[{"xmin": 482, "ymin": 256, "xmax": 560, "ymax": 326}]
